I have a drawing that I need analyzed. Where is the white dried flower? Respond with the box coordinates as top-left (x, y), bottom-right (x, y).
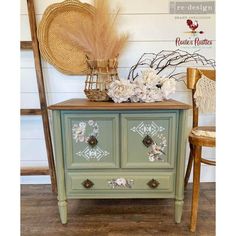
top-left (144, 87), bottom-right (163, 102)
top-left (139, 68), bottom-right (161, 88)
top-left (130, 81), bottom-right (146, 103)
top-left (132, 74), bottom-right (163, 103)
top-left (161, 78), bottom-right (176, 99)
top-left (108, 80), bottom-right (134, 103)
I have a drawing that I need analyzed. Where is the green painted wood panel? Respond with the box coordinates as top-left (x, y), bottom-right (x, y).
top-left (65, 171), bottom-right (175, 197)
top-left (121, 112), bottom-right (178, 169)
top-left (61, 113), bottom-right (119, 169)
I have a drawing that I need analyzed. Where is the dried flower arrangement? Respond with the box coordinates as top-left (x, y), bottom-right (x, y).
top-left (56, 0), bottom-right (128, 101)
top-left (108, 49), bottom-right (216, 103)
top-left (108, 68), bottom-right (176, 103)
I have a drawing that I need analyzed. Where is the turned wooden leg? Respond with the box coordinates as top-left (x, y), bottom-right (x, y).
top-left (175, 199), bottom-right (184, 223)
top-left (58, 199), bottom-right (68, 224)
top-left (184, 143), bottom-right (194, 189)
top-left (190, 145), bottom-right (202, 232)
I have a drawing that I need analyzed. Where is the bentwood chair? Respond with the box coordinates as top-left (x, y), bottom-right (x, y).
top-left (184, 68), bottom-right (216, 232)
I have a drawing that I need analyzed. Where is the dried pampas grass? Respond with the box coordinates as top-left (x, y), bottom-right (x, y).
top-left (56, 0), bottom-right (128, 60)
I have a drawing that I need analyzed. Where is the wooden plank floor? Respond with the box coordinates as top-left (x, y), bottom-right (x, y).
top-left (21, 183), bottom-right (215, 236)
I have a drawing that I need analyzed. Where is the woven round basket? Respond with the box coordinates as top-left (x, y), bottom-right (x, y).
top-left (37, 0), bottom-right (95, 75)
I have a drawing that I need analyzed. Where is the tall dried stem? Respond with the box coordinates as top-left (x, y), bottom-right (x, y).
top-left (55, 0), bottom-right (128, 60)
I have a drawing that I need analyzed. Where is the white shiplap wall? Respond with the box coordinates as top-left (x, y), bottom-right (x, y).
top-left (20, 0), bottom-right (215, 184)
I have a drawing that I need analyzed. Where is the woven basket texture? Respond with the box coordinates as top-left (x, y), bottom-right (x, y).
top-left (84, 59), bottom-right (119, 101)
top-left (37, 0), bottom-right (95, 75)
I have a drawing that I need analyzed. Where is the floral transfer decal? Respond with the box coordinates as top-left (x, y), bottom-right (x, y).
top-left (131, 121), bottom-right (167, 162)
top-left (148, 134), bottom-right (167, 162)
top-left (108, 177), bottom-right (134, 189)
top-left (72, 120), bottom-right (109, 161)
top-left (72, 120), bottom-right (99, 143)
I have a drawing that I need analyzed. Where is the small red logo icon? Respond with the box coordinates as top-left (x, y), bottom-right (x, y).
top-left (186, 19), bottom-right (204, 34)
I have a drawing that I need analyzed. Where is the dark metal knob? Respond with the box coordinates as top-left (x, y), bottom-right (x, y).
top-left (142, 135), bottom-right (153, 147)
top-left (87, 135), bottom-right (98, 147)
top-left (82, 179), bottom-right (94, 189)
top-left (147, 179), bottom-right (160, 189)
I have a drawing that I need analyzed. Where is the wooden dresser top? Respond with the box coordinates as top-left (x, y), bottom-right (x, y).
top-left (48, 99), bottom-right (191, 110)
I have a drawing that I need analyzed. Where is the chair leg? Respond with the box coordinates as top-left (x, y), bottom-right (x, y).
top-left (184, 143), bottom-right (194, 189)
top-left (190, 145), bottom-right (202, 232)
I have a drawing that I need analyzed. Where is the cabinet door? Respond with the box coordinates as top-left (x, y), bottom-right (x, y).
top-left (62, 112), bottom-right (119, 169)
top-left (121, 112), bottom-right (178, 168)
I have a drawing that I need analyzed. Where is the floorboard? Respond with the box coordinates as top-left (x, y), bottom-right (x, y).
top-left (21, 183), bottom-right (215, 236)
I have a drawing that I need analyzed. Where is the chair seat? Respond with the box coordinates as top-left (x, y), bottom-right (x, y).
top-left (189, 126), bottom-right (216, 147)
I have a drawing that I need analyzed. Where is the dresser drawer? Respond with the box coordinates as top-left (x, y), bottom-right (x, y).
top-left (121, 112), bottom-right (178, 169)
top-left (61, 112), bottom-right (119, 169)
top-left (65, 171), bottom-right (175, 197)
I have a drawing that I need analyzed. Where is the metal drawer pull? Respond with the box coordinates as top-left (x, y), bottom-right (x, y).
top-left (147, 179), bottom-right (160, 189)
top-left (87, 135), bottom-right (98, 147)
top-left (142, 135), bottom-right (153, 147)
top-left (82, 179), bottom-right (94, 189)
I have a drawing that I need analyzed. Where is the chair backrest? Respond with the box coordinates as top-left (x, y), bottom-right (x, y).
top-left (187, 68), bottom-right (216, 128)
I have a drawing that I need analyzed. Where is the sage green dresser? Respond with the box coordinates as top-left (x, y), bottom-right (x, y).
top-left (49, 99), bottom-right (191, 224)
